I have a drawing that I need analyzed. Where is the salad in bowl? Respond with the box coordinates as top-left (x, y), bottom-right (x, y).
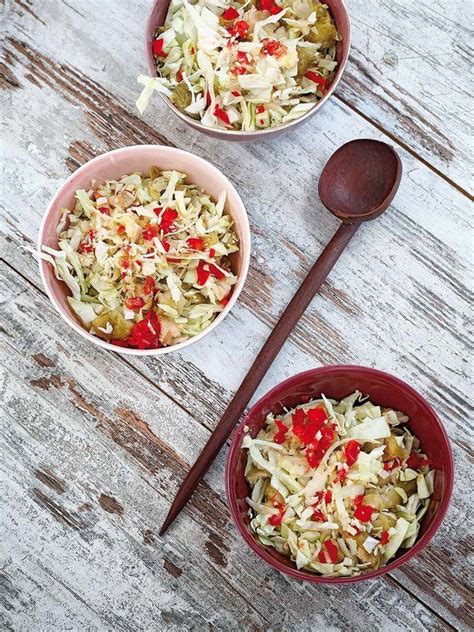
top-left (242, 391), bottom-right (435, 577)
top-left (138, 0), bottom-right (343, 132)
top-left (40, 166), bottom-right (240, 351)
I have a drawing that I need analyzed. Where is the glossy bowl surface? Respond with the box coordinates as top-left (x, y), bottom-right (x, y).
top-left (145, 0), bottom-right (351, 141)
top-left (225, 365), bottom-right (454, 583)
top-left (38, 145), bottom-right (251, 356)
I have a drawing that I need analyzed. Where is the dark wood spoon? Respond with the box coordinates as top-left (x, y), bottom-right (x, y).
top-left (159, 139), bottom-right (402, 535)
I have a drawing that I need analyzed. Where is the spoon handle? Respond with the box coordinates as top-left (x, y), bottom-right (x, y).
top-left (159, 221), bottom-right (359, 535)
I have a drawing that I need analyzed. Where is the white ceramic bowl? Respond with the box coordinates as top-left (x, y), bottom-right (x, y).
top-left (38, 145), bottom-right (251, 355)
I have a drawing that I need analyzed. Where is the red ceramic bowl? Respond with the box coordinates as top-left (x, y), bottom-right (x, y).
top-left (145, 0), bottom-right (351, 141)
top-left (226, 365), bottom-right (454, 583)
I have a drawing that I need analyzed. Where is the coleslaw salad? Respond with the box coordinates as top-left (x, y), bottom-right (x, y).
top-left (138, 0), bottom-right (341, 131)
top-left (243, 391), bottom-right (434, 577)
top-left (40, 167), bottom-right (240, 351)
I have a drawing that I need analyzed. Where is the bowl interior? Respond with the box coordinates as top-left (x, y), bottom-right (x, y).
top-left (226, 366), bottom-right (454, 583)
top-left (39, 145), bottom-right (250, 353)
top-left (145, 0), bottom-right (351, 140)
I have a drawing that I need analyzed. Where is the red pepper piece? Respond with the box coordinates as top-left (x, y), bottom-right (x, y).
top-left (354, 504), bottom-right (375, 522)
top-left (345, 439), bottom-right (361, 466)
top-left (268, 500), bottom-right (285, 526)
top-left (124, 296), bottom-right (145, 310)
top-left (261, 38), bottom-right (284, 56)
top-left (231, 91), bottom-right (241, 97)
top-left (318, 540), bottom-right (338, 564)
top-left (407, 453), bottom-right (432, 469)
top-left (319, 426), bottom-right (334, 452)
top-left (152, 39), bottom-right (167, 57)
top-left (270, 5), bottom-right (281, 13)
top-left (143, 277), bottom-right (155, 295)
top-left (305, 71), bottom-right (329, 88)
top-left (324, 490), bottom-right (332, 503)
top-left (380, 531), bottom-right (390, 545)
top-left (293, 407), bottom-right (328, 446)
top-left (127, 311), bottom-right (161, 350)
top-left (196, 260), bottom-right (210, 285)
top-left (312, 509), bottom-right (325, 522)
top-left (161, 240), bottom-right (170, 252)
top-left (220, 294), bottom-right (230, 307)
top-left (259, 0), bottom-right (275, 9)
top-left (336, 467), bottom-right (348, 482)
top-left (187, 237), bottom-right (205, 251)
top-left (209, 263), bottom-right (226, 280)
top-left (143, 224), bottom-right (159, 241)
top-left (79, 241), bottom-right (93, 253)
top-left (222, 6), bottom-right (240, 20)
top-left (273, 420), bottom-right (288, 444)
top-left (354, 495), bottom-right (364, 506)
top-left (209, 248), bottom-right (216, 258)
top-left (230, 19), bottom-right (249, 39)
top-left (307, 407), bottom-right (327, 426)
top-left (176, 70), bottom-right (183, 82)
top-left (117, 224), bottom-right (125, 235)
top-left (256, 104), bottom-right (265, 113)
top-left (159, 208), bottom-right (178, 233)
top-left (214, 104), bottom-right (231, 126)
top-left (305, 444), bottom-right (321, 468)
top-left (383, 458), bottom-right (401, 471)
top-left (153, 207), bottom-right (163, 216)
top-left (98, 206), bottom-right (110, 215)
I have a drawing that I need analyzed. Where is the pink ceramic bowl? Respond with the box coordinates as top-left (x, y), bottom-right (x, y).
top-left (38, 145), bottom-right (251, 356)
top-left (226, 365), bottom-right (454, 583)
top-left (145, 0), bottom-right (351, 141)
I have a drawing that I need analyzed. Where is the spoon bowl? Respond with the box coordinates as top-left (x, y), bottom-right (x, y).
top-left (318, 139), bottom-right (402, 222)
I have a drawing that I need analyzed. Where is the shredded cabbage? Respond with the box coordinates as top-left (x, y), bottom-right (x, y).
top-left (137, 0), bottom-right (340, 131)
top-left (41, 168), bottom-right (239, 349)
top-left (243, 392), bottom-right (434, 577)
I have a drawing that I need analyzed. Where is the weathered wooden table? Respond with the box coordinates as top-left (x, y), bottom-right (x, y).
top-left (1, 1), bottom-right (472, 630)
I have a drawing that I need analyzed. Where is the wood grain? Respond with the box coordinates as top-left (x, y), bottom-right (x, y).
top-left (1, 0), bottom-right (472, 629)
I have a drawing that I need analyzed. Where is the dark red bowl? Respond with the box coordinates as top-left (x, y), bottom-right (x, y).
top-left (225, 365), bottom-right (454, 583)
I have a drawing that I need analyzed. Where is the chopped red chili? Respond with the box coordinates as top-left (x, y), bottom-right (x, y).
top-left (273, 420), bottom-right (288, 444)
top-left (209, 248), bottom-right (216, 258)
top-left (324, 490), bottom-right (332, 504)
top-left (143, 224), bottom-right (159, 241)
top-left (345, 440), bottom-right (361, 466)
top-left (256, 104), bottom-right (265, 113)
top-left (176, 70), bottom-right (183, 82)
top-left (152, 39), bottom-right (167, 57)
top-left (159, 208), bottom-right (178, 233)
top-left (127, 311), bottom-right (161, 350)
top-left (98, 206), bottom-right (110, 215)
top-left (214, 104), bottom-right (231, 125)
top-left (305, 71), bottom-right (329, 89)
top-left (318, 540), bottom-right (338, 564)
top-left (209, 263), bottom-right (226, 280)
top-left (231, 91), bottom-right (241, 97)
top-left (261, 38), bottom-right (284, 56)
top-left (143, 276), bottom-right (155, 295)
top-left (161, 240), bottom-right (170, 252)
top-left (380, 531), bottom-right (390, 545)
top-left (196, 260), bottom-right (210, 285)
top-left (383, 458), bottom-right (401, 471)
top-left (124, 296), bottom-right (145, 310)
top-left (354, 504), bottom-right (375, 522)
top-left (354, 495), bottom-right (364, 506)
top-left (117, 224), bottom-right (125, 235)
top-left (187, 237), bottom-right (205, 251)
top-left (222, 6), bottom-right (240, 20)
top-left (407, 453), bottom-right (432, 469)
top-left (312, 509), bottom-right (325, 522)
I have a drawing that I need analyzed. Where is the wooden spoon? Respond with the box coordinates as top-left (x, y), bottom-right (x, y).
top-left (159, 139), bottom-right (402, 535)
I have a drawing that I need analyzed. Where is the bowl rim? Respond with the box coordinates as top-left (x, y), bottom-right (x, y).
top-left (37, 144), bottom-right (251, 356)
top-left (225, 364), bottom-right (454, 584)
top-left (144, 0), bottom-right (351, 139)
